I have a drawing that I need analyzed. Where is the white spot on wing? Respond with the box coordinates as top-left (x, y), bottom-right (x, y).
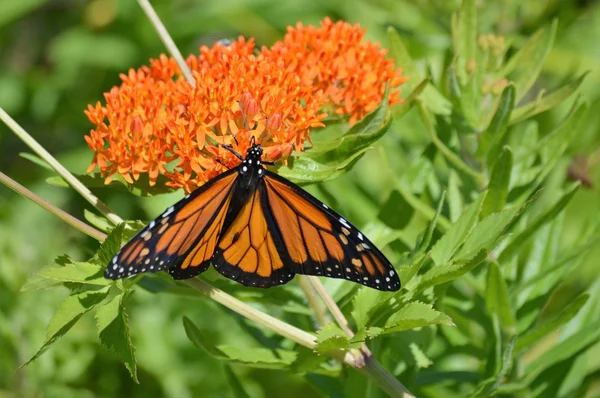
top-left (358, 232), bottom-right (363, 241)
top-left (148, 220), bottom-right (156, 229)
top-left (162, 206), bottom-right (175, 218)
top-left (339, 217), bottom-right (350, 227)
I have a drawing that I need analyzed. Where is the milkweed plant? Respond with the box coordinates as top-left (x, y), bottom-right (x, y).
top-left (1, 0), bottom-right (597, 397)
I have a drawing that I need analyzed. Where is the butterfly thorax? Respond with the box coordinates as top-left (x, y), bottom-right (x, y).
top-left (237, 143), bottom-right (265, 190)
top-left (222, 143), bottom-right (266, 226)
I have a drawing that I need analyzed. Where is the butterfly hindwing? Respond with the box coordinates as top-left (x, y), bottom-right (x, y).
top-left (212, 186), bottom-right (296, 288)
top-left (261, 171), bottom-right (400, 291)
top-left (105, 169), bottom-right (238, 280)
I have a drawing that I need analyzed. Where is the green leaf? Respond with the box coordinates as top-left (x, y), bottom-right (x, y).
top-left (481, 146), bottom-right (513, 218)
top-left (21, 288), bottom-right (109, 368)
top-left (38, 262), bottom-right (108, 285)
top-left (410, 342), bottom-right (433, 369)
top-left (515, 294), bottom-right (590, 353)
top-left (305, 92), bottom-right (392, 166)
top-left (502, 20), bottom-right (558, 102)
top-left (19, 275), bottom-right (62, 292)
top-left (397, 253), bottom-right (429, 288)
top-left (510, 73), bottom-right (587, 124)
top-left (418, 191), bottom-right (446, 253)
top-left (479, 85), bottom-right (515, 166)
top-left (392, 78), bottom-right (429, 118)
top-left (84, 209), bottom-right (112, 233)
top-left (19, 152), bottom-right (53, 171)
top-left (431, 192), bottom-right (487, 265)
top-left (418, 249), bottom-right (488, 291)
top-left (456, 204), bottom-right (522, 261)
top-left (470, 336), bottom-right (516, 397)
top-left (387, 27), bottom-right (451, 115)
top-left (183, 317), bottom-right (298, 368)
top-left (94, 223), bottom-right (125, 267)
top-left (315, 323), bottom-right (362, 354)
top-left (351, 286), bottom-right (392, 330)
top-left (368, 301), bottom-right (453, 337)
top-left (499, 184), bottom-right (579, 262)
top-left (95, 293), bottom-right (138, 382)
top-left (486, 263), bottom-right (516, 333)
top-left (447, 170), bottom-right (463, 223)
top-left (524, 318), bottom-right (600, 384)
top-left (452, 0), bottom-right (477, 85)
top-left (275, 148), bottom-right (371, 184)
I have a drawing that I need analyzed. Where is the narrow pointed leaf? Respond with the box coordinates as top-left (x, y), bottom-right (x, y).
top-left (418, 249), bottom-right (488, 291)
top-left (96, 293), bottom-right (138, 382)
top-left (510, 73), bottom-right (587, 124)
top-left (21, 288), bottom-right (109, 368)
top-left (482, 146), bottom-right (513, 218)
top-left (502, 20), bottom-right (558, 102)
top-left (368, 301), bottom-right (453, 337)
top-left (516, 294), bottom-right (590, 353)
top-left (431, 192), bottom-right (486, 265)
top-left (499, 184), bottom-right (579, 262)
top-left (486, 263), bottom-right (516, 333)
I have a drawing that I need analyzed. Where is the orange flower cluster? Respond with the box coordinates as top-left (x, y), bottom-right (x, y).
top-left (85, 18), bottom-right (407, 192)
top-left (269, 18), bottom-right (408, 125)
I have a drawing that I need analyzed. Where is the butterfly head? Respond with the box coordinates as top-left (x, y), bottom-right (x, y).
top-left (239, 143), bottom-right (265, 179)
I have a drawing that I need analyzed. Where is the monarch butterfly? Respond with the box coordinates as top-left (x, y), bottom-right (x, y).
top-left (105, 141), bottom-right (401, 291)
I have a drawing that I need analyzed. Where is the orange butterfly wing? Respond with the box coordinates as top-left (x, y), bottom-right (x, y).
top-left (260, 171), bottom-right (400, 291)
top-left (212, 186), bottom-right (295, 288)
top-left (105, 169), bottom-right (237, 280)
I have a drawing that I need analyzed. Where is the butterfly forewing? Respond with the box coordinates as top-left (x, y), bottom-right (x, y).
top-left (105, 169), bottom-right (238, 280)
top-left (262, 171), bottom-right (400, 291)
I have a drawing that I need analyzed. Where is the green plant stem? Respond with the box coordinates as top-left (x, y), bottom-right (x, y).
top-left (359, 355), bottom-right (415, 398)
top-left (137, 0), bottom-right (196, 86)
top-left (0, 171), bottom-right (108, 242)
top-left (417, 101), bottom-right (485, 187)
top-left (307, 276), bottom-right (354, 336)
top-left (298, 276), bottom-right (330, 327)
top-left (0, 107), bottom-right (124, 226)
top-left (183, 278), bottom-right (317, 347)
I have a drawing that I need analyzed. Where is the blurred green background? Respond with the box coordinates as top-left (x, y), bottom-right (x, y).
top-left (1, 0), bottom-right (599, 397)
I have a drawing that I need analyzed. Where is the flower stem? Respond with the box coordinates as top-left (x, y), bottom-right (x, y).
top-left (0, 107), bottom-right (124, 226)
top-left (183, 278), bottom-right (316, 347)
top-left (307, 276), bottom-right (355, 336)
top-left (298, 276), bottom-right (330, 327)
top-left (359, 355), bottom-right (416, 398)
top-left (137, 0), bottom-right (195, 87)
top-left (0, 171), bottom-right (108, 242)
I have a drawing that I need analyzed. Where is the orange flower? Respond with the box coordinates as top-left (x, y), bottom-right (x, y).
top-left (267, 17), bottom-right (408, 125)
top-left (84, 19), bottom-right (407, 192)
